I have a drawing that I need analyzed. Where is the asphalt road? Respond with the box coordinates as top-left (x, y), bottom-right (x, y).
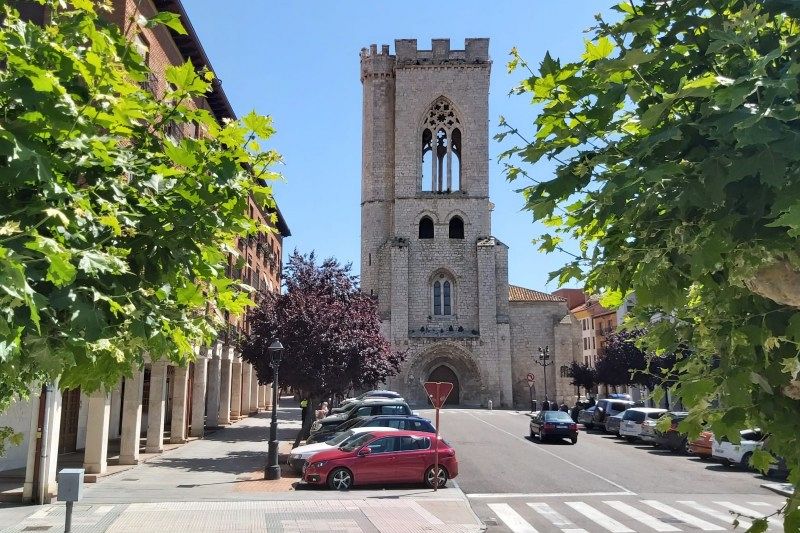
top-left (418, 407), bottom-right (788, 532)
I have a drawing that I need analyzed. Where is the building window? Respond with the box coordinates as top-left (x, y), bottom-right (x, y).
top-left (560, 365), bottom-right (569, 378)
top-left (591, 337), bottom-right (595, 349)
top-left (583, 338), bottom-right (588, 350)
top-left (448, 216), bottom-right (464, 239)
top-left (419, 216), bottom-right (434, 239)
top-left (432, 275), bottom-right (454, 316)
top-left (421, 97), bottom-right (462, 192)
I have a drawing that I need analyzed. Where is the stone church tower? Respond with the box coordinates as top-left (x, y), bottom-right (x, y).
top-left (360, 39), bottom-right (581, 407)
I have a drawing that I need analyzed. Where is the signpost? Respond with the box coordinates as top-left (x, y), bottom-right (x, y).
top-left (423, 381), bottom-right (453, 492)
top-left (526, 373), bottom-right (535, 412)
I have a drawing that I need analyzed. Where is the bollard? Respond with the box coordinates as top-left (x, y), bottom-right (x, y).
top-left (57, 468), bottom-right (84, 533)
top-left (487, 399), bottom-right (493, 410)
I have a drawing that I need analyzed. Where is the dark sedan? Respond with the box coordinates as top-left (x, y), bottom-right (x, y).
top-left (530, 410), bottom-right (578, 444)
top-left (307, 399), bottom-right (413, 444)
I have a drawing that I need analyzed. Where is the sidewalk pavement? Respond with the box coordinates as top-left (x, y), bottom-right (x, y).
top-left (0, 397), bottom-right (484, 532)
top-left (761, 481), bottom-right (794, 497)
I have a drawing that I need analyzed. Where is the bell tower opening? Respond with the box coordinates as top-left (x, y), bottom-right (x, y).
top-left (421, 97), bottom-right (462, 192)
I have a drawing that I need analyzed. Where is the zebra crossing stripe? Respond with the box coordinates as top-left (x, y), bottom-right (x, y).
top-left (677, 501), bottom-right (752, 529)
top-left (714, 501), bottom-right (782, 528)
top-left (603, 501), bottom-right (681, 532)
top-left (527, 502), bottom-right (588, 532)
top-left (565, 501), bottom-right (635, 533)
top-left (488, 503), bottom-right (539, 533)
top-left (641, 500), bottom-right (725, 531)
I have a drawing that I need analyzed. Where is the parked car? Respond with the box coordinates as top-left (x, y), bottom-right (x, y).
top-left (712, 429), bottom-right (766, 468)
top-left (307, 399), bottom-right (413, 443)
top-left (652, 411), bottom-right (689, 452)
top-left (578, 406), bottom-right (596, 428)
top-left (688, 431), bottom-right (714, 458)
top-left (303, 430), bottom-right (457, 490)
top-left (288, 427), bottom-right (398, 474)
top-left (604, 412), bottom-right (624, 436)
top-left (591, 399), bottom-right (635, 431)
top-left (330, 390), bottom-right (402, 414)
top-left (608, 393), bottom-right (632, 401)
top-left (619, 408), bottom-right (667, 442)
top-left (351, 415), bottom-right (436, 433)
top-left (529, 410), bottom-right (578, 444)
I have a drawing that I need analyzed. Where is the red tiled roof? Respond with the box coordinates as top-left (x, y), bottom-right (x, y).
top-left (509, 285), bottom-right (566, 303)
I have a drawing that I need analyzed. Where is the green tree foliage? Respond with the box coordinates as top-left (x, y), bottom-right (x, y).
top-left (0, 1), bottom-right (279, 410)
top-left (499, 1), bottom-right (800, 526)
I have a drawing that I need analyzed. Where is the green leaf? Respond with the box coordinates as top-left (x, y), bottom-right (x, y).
top-left (77, 251), bottom-right (128, 276)
top-left (145, 12), bottom-right (187, 35)
top-left (581, 36), bottom-right (615, 62)
top-left (243, 111), bottom-right (275, 139)
top-left (165, 61), bottom-right (208, 93)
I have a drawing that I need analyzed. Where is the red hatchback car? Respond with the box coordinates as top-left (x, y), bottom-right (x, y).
top-left (303, 430), bottom-right (458, 490)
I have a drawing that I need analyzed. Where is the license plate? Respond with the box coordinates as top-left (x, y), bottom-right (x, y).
top-left (557, 424), bottom-right (568, 428)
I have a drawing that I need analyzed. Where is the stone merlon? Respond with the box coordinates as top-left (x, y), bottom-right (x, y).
top-left (360, 38), bottom-right (490, 66)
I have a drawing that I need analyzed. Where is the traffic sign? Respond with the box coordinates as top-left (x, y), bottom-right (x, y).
top-left (526, 373), bottom-right (535, 384)
top-left (424, 381), bottom-right (454, 409)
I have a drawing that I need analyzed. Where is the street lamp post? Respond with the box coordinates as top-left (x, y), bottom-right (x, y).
top-left (533, 345), bottom-right (553, 405)
top-left (265, 339), bottom-right (283, 480)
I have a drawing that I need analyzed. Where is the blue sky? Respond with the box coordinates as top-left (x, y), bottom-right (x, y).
top-left (183, 1), bottom-right (615, 291)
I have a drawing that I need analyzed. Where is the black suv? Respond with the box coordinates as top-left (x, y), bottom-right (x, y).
top-left (352, 415), bottom-right (435, 433)
top-left (306, 399), bottom-right (412, 443)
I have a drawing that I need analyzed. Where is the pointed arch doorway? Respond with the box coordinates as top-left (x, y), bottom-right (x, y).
top-left (428, 365), bottom-right (460, 406)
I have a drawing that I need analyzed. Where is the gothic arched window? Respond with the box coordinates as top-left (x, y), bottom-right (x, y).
top-left (448, 216), bottom-right (464, 239)
top-left (432, 275), bottom-right (454, 316)
top-left (421, 97), bottom-right (462, 192)
top-left (419, 216), bottom-right (434, 239)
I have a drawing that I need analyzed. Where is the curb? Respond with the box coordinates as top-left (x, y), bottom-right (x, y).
top-left (761, 482), bottom-right (794, 497)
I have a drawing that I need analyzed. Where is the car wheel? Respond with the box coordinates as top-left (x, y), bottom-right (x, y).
top-left (626, 436), bottom-right (637, 443)
top-left (538, 430), bottom-right (546, 442)
top-left (327, 468), bottom-right (353, 491)
top-left (585, 423), bottom-right (593, 430)
top-left (740, 451), bottom-right (753, 469)
top-left (721, 458), bottom-right (732, 467)
top-left (529, 427), bottom-right (535, 439)
top-left (425, 465), bottom-right (448, 488)
top-left (570, 436), bottom-right (577, 445)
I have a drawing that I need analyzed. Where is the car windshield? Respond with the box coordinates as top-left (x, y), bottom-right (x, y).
top-left (340, 432), bottom-right (374, 452)
top-left (544, 411), bottom-right (573, 422)
top-left (327, 430), bottom-right (355, 446)
top-left (647, 412), bottom-right (666, 420)
top-left (610, 402), bottom-right (630, 412)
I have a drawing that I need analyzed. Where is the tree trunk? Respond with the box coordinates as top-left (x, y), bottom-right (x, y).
top-left (744, 259), bottom-right (800, 308)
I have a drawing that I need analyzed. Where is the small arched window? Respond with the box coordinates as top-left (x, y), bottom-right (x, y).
top-left (432, 275), bottom-right (454, 316)
top-left (419, 216), bottom-right (434, 239)
top-left (448, 216), bottom-right (464, 239)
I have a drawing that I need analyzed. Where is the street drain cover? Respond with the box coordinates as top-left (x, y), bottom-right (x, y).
top-left (484, 519), bottom-right (497, 526)
top-left (122, 478), bottom-right (139, 481)
top-left (23, 527), bottom-right (52, 531)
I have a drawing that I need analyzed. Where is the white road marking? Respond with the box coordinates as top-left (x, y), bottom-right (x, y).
top-left (603, 500), bottom-right (680, 532)
top-left (677, 501), bottom-right (752, 529)
top-left (463, 410), bottom-right (635, 495)
top-left (565, 501), bottom-right (635, 533)
top-left (714, 501), bottom-right (782, 527)
top-left (93, 505), bottom-right (115, 514)
top-left (469, 492), bottom-right (635, 499)
top-left (488, 503), bottom-right (539, 533)
top-left (641, 500), bottom-right (725, 531)
top-left (747, 501), bottom-right (775, 508)
top-left (28, 508), bottom-right (53, 519)
top-left (528, 502), bottom-right (588, 532)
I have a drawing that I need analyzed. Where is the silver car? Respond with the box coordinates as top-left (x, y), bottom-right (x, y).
top-left (605, 413), bottom-right (624, 436)
top-left (578, 406), bottom-right (596, 428)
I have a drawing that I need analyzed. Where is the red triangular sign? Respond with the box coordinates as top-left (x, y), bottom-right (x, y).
top-left (424, 381), bottom-right (454, 409)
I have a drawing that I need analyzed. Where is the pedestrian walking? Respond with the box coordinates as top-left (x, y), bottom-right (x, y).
top-left (315, 401), bottom-right (329, 420)
top-left (300, 398), bottom-right (308, 421)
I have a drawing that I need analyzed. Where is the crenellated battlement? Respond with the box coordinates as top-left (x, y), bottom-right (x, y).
top-left (361, 38), bottom-right (490, 71)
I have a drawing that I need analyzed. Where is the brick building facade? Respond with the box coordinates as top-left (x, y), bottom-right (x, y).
top-left (0, 0), bottom-right (289, 503)
top-left (359, 39), bottom-right (581, 408)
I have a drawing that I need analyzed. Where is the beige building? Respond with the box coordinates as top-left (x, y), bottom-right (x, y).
top-left (359, 39), bottom-right (581, 408)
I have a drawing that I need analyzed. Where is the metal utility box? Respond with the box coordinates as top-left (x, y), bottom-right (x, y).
top-left (57, 468), bottom-right (84, 502)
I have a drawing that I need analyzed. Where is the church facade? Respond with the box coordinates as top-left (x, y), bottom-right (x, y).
top-left (359, 38), bottom-right (581, 408)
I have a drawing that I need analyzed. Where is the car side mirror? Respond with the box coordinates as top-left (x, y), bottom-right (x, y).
top-left (357, 447), bottom-right (371, 457)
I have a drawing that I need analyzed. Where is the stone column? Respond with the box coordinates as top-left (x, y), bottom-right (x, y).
top-left (263, 384), bottom-right (272, 410)
top-left (257, 384), bottom-right (266, 410)
top-left (119, 369), bottom-right (144, 464)
top-left (190, 347), bottom-right (209, 437)
top-left (249, 366), bottom-right (259, 414)
top-left (230, 354), bottom-right (243, 419)
top-left (217, 345), bottom-right (233, 425)
top-left (83, 389), bottom-right (111, 474)
top-left (240, 362), bottom-right (252, 417)
top-left (145, 360), bottom-right (168, 453)
top-left (206, 343), bottom-right (221, 427)
top-left (169, 365), bottom-right (189, 443)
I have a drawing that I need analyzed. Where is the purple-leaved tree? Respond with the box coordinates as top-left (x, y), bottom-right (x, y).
top-left (240, 251), bottom-right (405, 444)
